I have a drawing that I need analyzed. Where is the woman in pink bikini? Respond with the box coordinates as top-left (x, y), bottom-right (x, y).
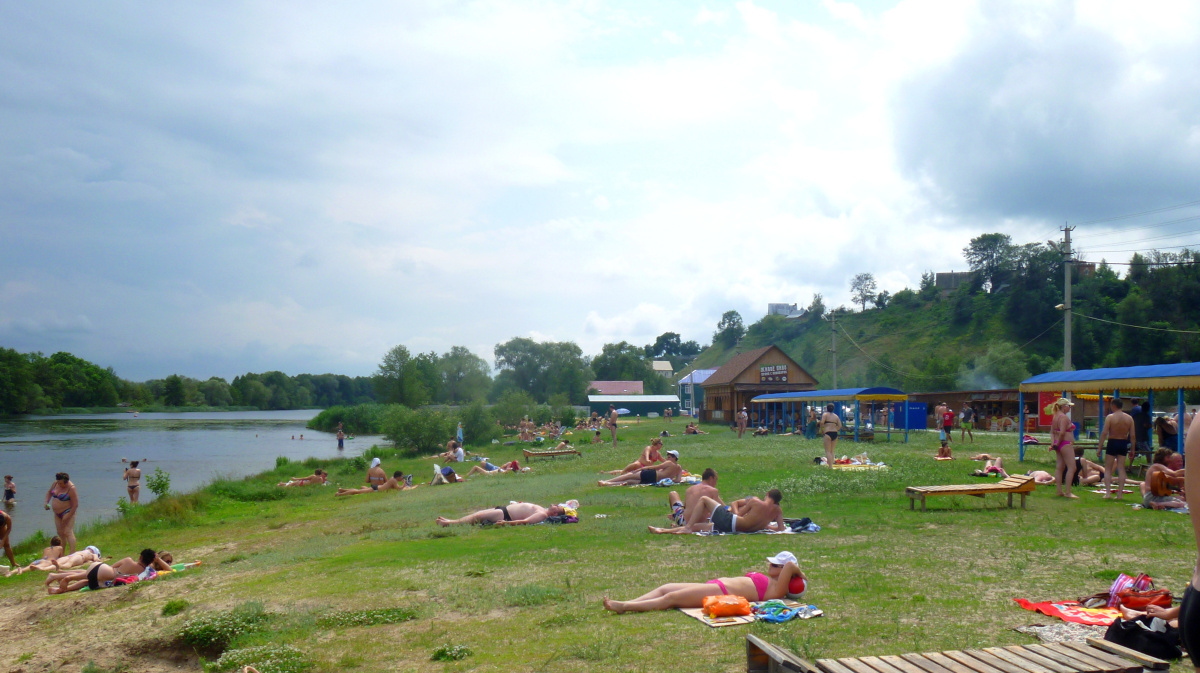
top-left (602, 552), bottom-right (805, 613)
top-left (1050, 398), bottom-right (1078, 498)
top-left (44, 472), bottom-right (79, 553)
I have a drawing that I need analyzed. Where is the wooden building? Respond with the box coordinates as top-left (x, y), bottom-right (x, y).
top-left (699, 345), bottom-right (817, 423)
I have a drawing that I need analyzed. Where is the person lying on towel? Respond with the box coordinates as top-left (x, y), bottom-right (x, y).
top-left (602, 550), bottom-right (805, 613)
top-left (277, 469), bottom-right (327, 487)
top-left (436, 501), bottom-right (569, 527)
top-left (597, 451), bottom-right (683, 487)
top-left (649, 489), bottom-right (784, 535)
top-left (336, 471), bottom-right (417, 496)
top-left (605, 438), bottom-right (665, 475)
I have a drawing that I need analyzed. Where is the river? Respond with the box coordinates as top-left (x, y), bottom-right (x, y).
top-left (0, 410), bottom-right (377, 546)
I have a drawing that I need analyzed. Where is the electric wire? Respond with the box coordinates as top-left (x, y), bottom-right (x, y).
top-left (1073, 213), bottom-right (1200, 241)
top-left (1069, 199), bottom-right (1200, 227)
top-left (1073, 312), bottom-right (1200, 335)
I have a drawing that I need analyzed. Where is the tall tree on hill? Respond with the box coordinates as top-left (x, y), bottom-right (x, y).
top-left (807, 293), bottom-right (826, 317)
top-left (964, 233), bottom-right (1017, 292)
top-left (713, 311), bottom-right (745, 349)
top-left (850, 273), bottom-right (877, 311)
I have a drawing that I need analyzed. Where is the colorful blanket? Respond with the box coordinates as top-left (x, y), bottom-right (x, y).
top-left (1013, 599), bottom-right (1119, 626)
top-left (678, 599), bottom-right (820, 627)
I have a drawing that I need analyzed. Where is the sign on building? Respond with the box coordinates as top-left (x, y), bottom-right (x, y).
top-left (759, 364), bottom-right (788, 383)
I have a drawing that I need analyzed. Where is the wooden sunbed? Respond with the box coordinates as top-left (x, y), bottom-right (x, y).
top-left (522, 447), bottom-right (581, 461)
top-left (905, 475), bottom-right (1036, 511)
top-left (747, 634), bottom-right (1168, 673)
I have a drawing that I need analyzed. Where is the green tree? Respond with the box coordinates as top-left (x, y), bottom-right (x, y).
top-left (806, 293), bottom-right (826, 317)
top-left (964, 233), bottom-right (1017, 292)
top-left (850, 273), bottom-right (878, 311)
top-left (713, 311), bottom-right (745, 349)
top-left (438, 346), bottom-right (491, 403)
top-left (591, 342), bottom-right (654, 382)
top-left (374, 345), bottom-right (430, 407)
top-left (492, 389), bottom-right (535, 426)
top-left (163, 375), bottom-right (186, 407)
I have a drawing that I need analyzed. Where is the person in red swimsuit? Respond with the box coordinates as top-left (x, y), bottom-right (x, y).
top-left (602, 551), bottom-right (805, 613)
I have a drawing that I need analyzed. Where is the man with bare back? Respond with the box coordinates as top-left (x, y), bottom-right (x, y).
top-left (608, 405), bottom-right (619, 448)
top-left (598, 451), bottom-right (683, 486)
top-left (649, 489), bottom-right (784, 535)
top-left (436, 501), bottom-right (565, 527)
top-left (665, 468), bottom-right (721, 527)
top-left (1098, 398), bottom-right (1134, 499)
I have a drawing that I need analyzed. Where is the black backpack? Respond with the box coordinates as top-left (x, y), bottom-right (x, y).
top-left (1104, 616), bottom-right (1182, 660)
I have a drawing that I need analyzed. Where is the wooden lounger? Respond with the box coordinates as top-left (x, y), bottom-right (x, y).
top-left (747, 635), bottom-right (1168, 673)
top-left (522, 447), bottom-right (581, 460)
top-left (905, 475), bottom-right (1036, 511)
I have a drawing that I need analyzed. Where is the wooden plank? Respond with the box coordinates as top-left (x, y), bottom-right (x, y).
top-left (963, 649), bottom-right (1036, 673)
top-left (900, 653), bottom-right (957, 673)
top-left (1084, 638), bottom-right (1169, 671)
top-left (981, 647), bottom-right (1054, 673)
top-left (858, 656), bottom-right (910, 673)
top-left (817, 659), bottom-right (860, 673)
top-left (1057, 643), bottom-right (1140, 673)
top-left (838, 658), bottom-right (883, 673)
top-left (1023, 645), bottom-right (1095, 672)
top-left (923, 652), bottom-right (988, 673)
top-left (1041, 644), bottom-right (1127, 673)
top-left (941, 651), bottom-right (1009, 673)
top-left (1001, 645), bottom-right (1080, 673)
top-left (879, 654), bottom-right (930, 673)
top-left (748, 635), bottom-right (772, 673)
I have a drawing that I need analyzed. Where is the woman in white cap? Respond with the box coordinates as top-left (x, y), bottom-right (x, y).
top-left (603, 551), bottom-right (805, 613)
top-left (366, 458), bottom-right (387, 490)
top-left (1050, 397), bottom-right (1078, 498)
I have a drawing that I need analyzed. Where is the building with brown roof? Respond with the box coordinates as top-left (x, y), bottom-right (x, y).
top-left (699, 345), bottom-right (817, 423)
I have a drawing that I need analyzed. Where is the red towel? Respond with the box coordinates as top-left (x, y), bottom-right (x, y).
top-left (1013, 598), bottom-right (1118, 626)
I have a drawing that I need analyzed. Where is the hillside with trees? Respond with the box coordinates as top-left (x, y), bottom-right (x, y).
top-left (690, 234), bottom-right (1200, 393)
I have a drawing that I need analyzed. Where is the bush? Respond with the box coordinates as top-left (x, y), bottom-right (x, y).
top-left (274, 456), bottom-right (290, 469)
top-left (531, 404), bottom-right (553, 425)
top-left (179, 601), bottom-right (269, 650)
top-left (491, 389), bottom-right (534, 427)
top-left (210, 644), bottom-right (311, 673)
top-left (162, 599), bottom-right (190, 616)
top-left (316, 607), bottom-right (418, 628)
top-left (382, 406), bottom-right (455, 455)
top-left (431, 644), bottom-right (472, 662)
top-left (146, 467), bottom-right (171, 498)
top-left (458, 400), bottom-right (501, 446)
top-left (209, 480), bottom-right (287, 503)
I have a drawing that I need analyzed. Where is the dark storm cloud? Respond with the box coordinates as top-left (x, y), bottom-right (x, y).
top-left (892, 1), bottom-right (1200, 222)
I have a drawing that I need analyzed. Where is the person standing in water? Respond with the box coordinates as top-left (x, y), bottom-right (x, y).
top-left (336, 429), bottom-right (345, 450)
top-left (3, 475), bottom-right (15, 505)
top-left (44, 472), bottom-right (79, 553)
top-left (123, 460), bottom-right (142, 504)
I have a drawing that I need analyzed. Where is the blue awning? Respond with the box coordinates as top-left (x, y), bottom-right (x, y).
top-left (1019, 362), bottom-right (1200, 393)
top-left (750, 387), bottom-right (907, 403)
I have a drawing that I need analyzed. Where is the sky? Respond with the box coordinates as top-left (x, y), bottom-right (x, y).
top-left (3, 0), bottom-right (1200, 381)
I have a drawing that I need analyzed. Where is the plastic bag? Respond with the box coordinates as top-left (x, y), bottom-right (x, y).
top-left (703, 594), bottom-right (751, 618)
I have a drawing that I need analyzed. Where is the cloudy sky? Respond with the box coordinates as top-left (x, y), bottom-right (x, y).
top-left (3, 0), bottom-right (1200, 381)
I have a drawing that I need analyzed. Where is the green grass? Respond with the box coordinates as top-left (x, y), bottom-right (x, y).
top-left (1, 419), bottom-right (1194, 672)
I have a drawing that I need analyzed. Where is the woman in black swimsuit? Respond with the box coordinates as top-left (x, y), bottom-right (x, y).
top-left (820, 404), bottom-right (842, 466)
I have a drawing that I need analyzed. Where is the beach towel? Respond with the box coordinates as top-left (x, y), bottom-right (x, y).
top-left (1013, 599), bottom-right (1119, 626)
top-left (831, 464), bottom-right (888, 471)
top-left (679, 599), bottom-right (819, 627)
top-left (695, 528), bottom-right (796, 536)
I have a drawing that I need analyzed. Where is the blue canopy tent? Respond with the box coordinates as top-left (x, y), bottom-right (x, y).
top-left (1018, 362), bottom-right (1200, 460)
top-left (750, 387), bottom-right (910, 442)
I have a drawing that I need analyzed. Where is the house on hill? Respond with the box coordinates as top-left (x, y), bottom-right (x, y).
top-left (699, 345), bottom-right (817, 423)
top-left (589, 380), bottom-right (644, 395)
top-left (651, 360), bottom-right (674, 378)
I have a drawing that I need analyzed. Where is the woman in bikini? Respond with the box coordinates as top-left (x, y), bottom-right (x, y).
top-left (820, 404), bottom-right (842, 466)
top-left (1050, 398), bottom-right (1078, 498)
top-left (44, 472), bottom-right (79, 553)
top-left (123, 460), bottom-right (142, 504)
top-left (366, 458), bottom-right (387, 490)
top-left (50, 545), bottom-right (101, 570)
top-left (606, 438), bottom-right (664, 475)
top-left (5, 536), bottom-right (63, 576)
top-left (602, 551), bottom-right (805, 613)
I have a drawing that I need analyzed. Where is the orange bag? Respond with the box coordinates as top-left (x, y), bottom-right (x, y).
top-left (1117, 589), bottom-right (1172, 610)
top-left (702, 595), bottom-right (752, 618)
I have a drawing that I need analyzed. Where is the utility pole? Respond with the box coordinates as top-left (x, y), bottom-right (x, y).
top-left (830, 312), bottom-right (838, 388)
top-left (1062, 225), bottom-right (1074, 372)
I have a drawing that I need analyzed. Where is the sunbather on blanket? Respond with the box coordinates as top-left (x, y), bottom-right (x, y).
top-left (598, 451), bottom-right (682, 486)
top-left (336, 471), bottom-right (416, 496)
top-left (5, 536), bottom-right (64, 576)
top-left (684, 422), bottom-right (708, 435)
top-left (277, 469), bottom-right (327, 487)
top-left (971, 457), bottom-right (1008, 477)
top-left (650, 490), bottom-right (784, 534)
top-left (970, 454), bottom-right (999, 461)
top-left (936, 439), bottom-right (953, 460)
top-left (45, 562), bottom-right (119, 594)
top-left (466, 460), bottom-right (521, 476)
top-left (667, 469), bottom-right (721, 526)
top-left (1119, 603), bottom-right (1180, 629)
top-left (602, 550), bottom-right (805, 613)
top-left (606, 438), bottom-right (665, 475)
top-left (48, 545), bottom-right (101, 571)
top-left (436, 501), bottom-right (566, 527)
top-left (110, 548), bottom-right (172, 576)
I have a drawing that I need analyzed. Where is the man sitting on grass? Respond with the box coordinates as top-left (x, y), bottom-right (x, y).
top-left (684, 422), bottom-right (708, 435)
top-left (277, 469), bottom-right (327, 487)
top-left (336, 471), bottom-right (416, 496)
top-left (431, 440), bottom-right (465, 463)
top-left (1142, 448), bottom-right (1186, 510)
top-left (666, 468), bottom-right (721, 527)
top-left (436, 501), bottom-right (566, 527)
top-left (649, 489), bottom-right (785, 535)
top-left (597, 451), bottom-right (684, 486)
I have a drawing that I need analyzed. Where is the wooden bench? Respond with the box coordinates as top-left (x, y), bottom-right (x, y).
top-left (522, 447), bottom-right (581, 461)
top-left (747, 635), bottom-right (1168, 673)
top-left (905, 475), bottom-right (1036, 511)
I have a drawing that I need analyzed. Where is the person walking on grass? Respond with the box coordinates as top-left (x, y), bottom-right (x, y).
top-left (821, 404), bottom-right (842, 466)
top-left (1050, 398), bottom-right (1078, 499)
top-left (960, 404), bottom-right (975, 443)
top-left (1097, 398), bottom-right (1133, 500)
top-left (608, 405), bottom-right (619, 448)
top-left (736, 407), bottom-right (748, 438)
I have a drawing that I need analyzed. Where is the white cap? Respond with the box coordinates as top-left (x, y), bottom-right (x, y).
top-left (767, 551), bottom-right (797, 566)
top-left (666, 450), bottom-right (679, 459)
top-left (86, 546), bottom-right (100, 556)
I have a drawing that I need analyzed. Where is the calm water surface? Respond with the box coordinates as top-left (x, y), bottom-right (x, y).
top-left (0, 410), bottom-right (377, 545)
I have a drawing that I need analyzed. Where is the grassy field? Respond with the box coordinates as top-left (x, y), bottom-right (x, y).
top-left (0, 420), bottom-right (1194, 673)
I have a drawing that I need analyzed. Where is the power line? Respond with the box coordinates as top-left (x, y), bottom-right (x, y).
top-left (1074, 312), bottom-right (1200, 335)
top-left (1083, 242), bottom-right (1200, 254)
top-left (1073, 213), bottom-right (1200, 241)
top-left (1076, 226), bottom-right (1200, 249)
top-left (1089, 259), bottom-right (1200, 267)
top-left (1069, 199), bottom-right (1200, 227)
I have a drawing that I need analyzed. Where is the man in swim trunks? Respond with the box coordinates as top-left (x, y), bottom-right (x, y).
top-left (597, 451), bottom-right (684, 487)
top-left (123, 460), bottom-right (142, 504)
top-left (1098, 398), bottom-right (1134, 499)
top-left (336, 429), bottom-right (345, 450)
top-left (336, 471), bottom-right (417, 496)
top-left (960, 404), bottom-right (975, 443)
top-left (0, 510), bottom-right (15, 568)
top-left (736, 407), bottom-right (748, 439)
top-left (650, 489), bottom-right (784, 535)
top-left (436, 501), bottom-right (566, 527)
top-left (666, 468), bottom-right (720, 526)
top-left (1050, 397), bottom-right (1078, 498)
top-left (608, 406), bottom-right (620, 448)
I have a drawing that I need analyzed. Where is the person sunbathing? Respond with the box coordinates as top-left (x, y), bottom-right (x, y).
top-left (606, 439), bottom-right (665, 475)
top-left (277, 469), bottom-right (327, 487)
top-left (436, 501), bottom-right (567, 527)
top-left (752, 425), bottom-right (770, 437)
top-left (365, 457), bottom-right (387, 489)
top-left (45, 561), bottom-right (121, 594)
top-left (50, 545), bottom-right (102, 570)
top-left (337, 471), bottom-right (416, 496)
top-left (5, 536), bottom-right (64, 576)
top-left (431, 440), bottom-right (465, 463)
top-left (430, 465), bottom-right (463, 485)
top-left (591, 430), bottom-right (603, 444)
top-left (684, 422), bottom-right (708, 435)
top-left (598, 451), bottom-right (683, 486)
top-left (650, 489), bottom-right (784, 535)
top-left (971, 457), bottom-right (1007, 478)
top-left (466, 460), bottom-right (521, 476)
top-left (602, 551), bottom-right (805, 613)
top-left (969, 454), bottom-right (998, 461)
top-left (110, 548), bottom-right (172, 577)
top-left (936, 440), bottom-right (953, 460)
